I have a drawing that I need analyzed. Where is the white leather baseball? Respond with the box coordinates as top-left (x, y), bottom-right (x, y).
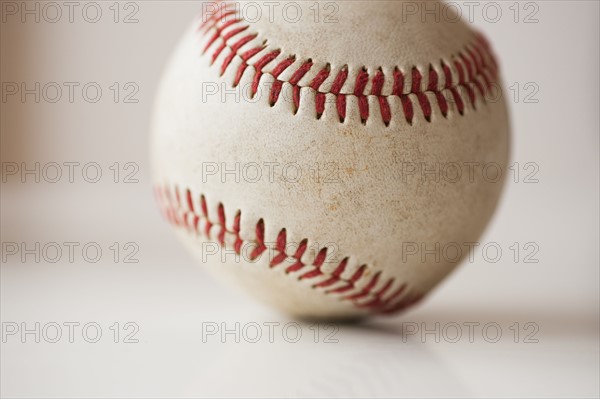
top-left (151, 0), bottom-right (509, 319)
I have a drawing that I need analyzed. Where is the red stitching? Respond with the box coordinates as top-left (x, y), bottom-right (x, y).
top-left (269, 56), bottom-right (296, 106)
top-left (198, 3), bottom-right (500, 125)
top-left (157, 184), bottom-right (422, 314)
top-left (220, 33), bottom-right (255, 75)
top-left (285, 60), bottom-right (313, 113)
top-left (310, 64), bottom-right (331, 119)
top-left (371, 69), bottom-right (391, 126)
top-left (330, 67), bottom-right (348, 122)
top-left (412, 67), bottom-right (432, 122)
top-left (355, 68), bottom-right (370, 124)
top-left (251, 50), bottom-right (281, 97)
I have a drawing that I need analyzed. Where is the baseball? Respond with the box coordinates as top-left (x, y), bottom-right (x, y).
top-left (151, 0), bottom-right (509, 319)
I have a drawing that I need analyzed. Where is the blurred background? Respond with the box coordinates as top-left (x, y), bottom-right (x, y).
top-left (1, 1), bottom-right (598, 397)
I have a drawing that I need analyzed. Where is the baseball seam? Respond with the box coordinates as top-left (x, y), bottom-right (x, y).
top-left (156, 184), bottom-right (424, 314)
top-left (198, 2), bottom-right (500, 125)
